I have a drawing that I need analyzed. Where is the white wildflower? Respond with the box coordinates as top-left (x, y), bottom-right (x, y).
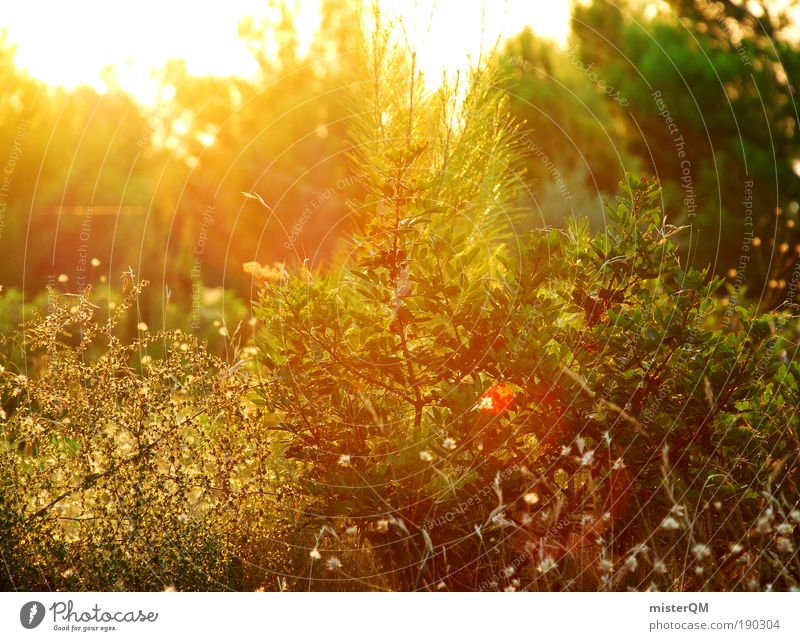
top-left (523, 492), bottom-right (540, 506)
top-left (537, 556), bottom-right (557, 574)
top-left (755, 517), bottom-right (772, 535)
top-left (670, 504), bottom-right (687, 518)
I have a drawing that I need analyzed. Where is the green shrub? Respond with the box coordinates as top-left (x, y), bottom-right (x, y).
top-left (251, 169), bottom-right (800, 590)
top-left (2, 15), bottom-right (798, 592)
top-left (248, 20), bottom-right (800, 591)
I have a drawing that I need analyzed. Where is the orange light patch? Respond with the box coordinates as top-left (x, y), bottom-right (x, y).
top-left (478, 382), bottom-right (516, 415)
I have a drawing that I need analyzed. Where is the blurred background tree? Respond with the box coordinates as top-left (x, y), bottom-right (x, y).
top-left (2, 0), bottom-right (800, 335)
top-left (498, 0), bottom-right (800, 297)
top-left (0, 0), bottom-right (360, 343)
top-left (568, 0), bottom-right (800, 293)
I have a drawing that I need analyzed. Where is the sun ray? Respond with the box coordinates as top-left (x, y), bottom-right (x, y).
top-left (1, 0), bottom-right (570, 103)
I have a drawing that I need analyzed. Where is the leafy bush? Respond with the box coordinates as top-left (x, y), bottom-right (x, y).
top-left (251, 171), bottom-right (800, 591)
top-left (248, 22), bottom-right (800, 591)
top-left (2, 16), bottom-right (798, 592)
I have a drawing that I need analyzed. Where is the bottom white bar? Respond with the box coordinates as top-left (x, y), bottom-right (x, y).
top-left (2, 592), bottom-right (797, 640)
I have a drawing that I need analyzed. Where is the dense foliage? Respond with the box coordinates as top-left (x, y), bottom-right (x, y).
top-left (4, 0), bottom-right (800, 328)
top-left (251, 155), bottom-right (800, 589)
top-left (3, 11), bottom-right (799, 592)
top-left (504, 0), bottom-right (800, 288)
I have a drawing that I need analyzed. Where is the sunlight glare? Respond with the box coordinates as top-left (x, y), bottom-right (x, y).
top-left (1, 0), bottom-right (571, 103)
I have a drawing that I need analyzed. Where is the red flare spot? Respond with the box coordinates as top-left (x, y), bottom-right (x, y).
top-left (478, 382), bottom-right (516, 415)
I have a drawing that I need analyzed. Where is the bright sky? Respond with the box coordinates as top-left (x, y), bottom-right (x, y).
top-left (0, 0), bottom-right (571, 103)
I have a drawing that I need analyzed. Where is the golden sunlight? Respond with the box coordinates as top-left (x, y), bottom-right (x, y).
top-left (4, 0), bottom-right (800, 603)
top-left (2, 0), bottom-right (570, 103)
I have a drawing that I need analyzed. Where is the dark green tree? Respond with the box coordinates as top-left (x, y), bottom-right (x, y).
top-left (570, 0), bottom-right (800, 298)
